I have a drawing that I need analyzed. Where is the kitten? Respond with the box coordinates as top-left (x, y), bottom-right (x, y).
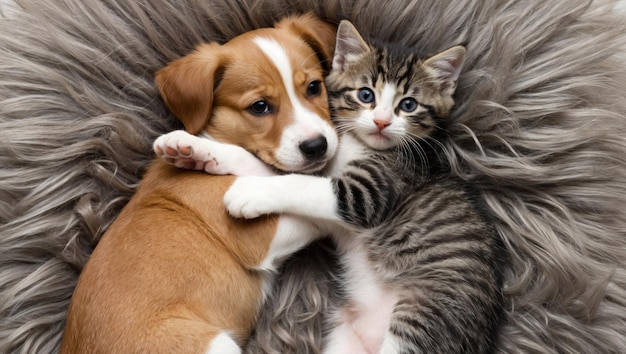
top-left (158, 20), bottom-right (505, 354)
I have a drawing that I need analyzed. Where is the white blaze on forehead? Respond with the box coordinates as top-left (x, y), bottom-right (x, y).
top-left (379, 83), bottom-right (397, 110)
top-left (252, 36), bottom-right (338, 171)
top-left (252, 37), bottom-right (307, 120)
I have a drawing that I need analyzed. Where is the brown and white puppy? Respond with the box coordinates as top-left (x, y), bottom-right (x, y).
top-left (60, 14), bottom-right (336, 354)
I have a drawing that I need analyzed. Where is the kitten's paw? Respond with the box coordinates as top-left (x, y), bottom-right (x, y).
top-left (153, 130), bottom-right (221, 172)
top-left (224, 177), bottom-right (278, 219)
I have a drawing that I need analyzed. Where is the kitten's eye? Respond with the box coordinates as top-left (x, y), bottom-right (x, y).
top-left (247, 100), bottom-right (271, 116)
top-left (357, 88), bottom-right (375, 104)
top-left (399, 98), bottom-right (418, 113)
top-left (307, 80), bottom-right (322, 97)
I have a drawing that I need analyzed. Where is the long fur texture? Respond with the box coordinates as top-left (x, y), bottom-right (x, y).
top-left (0, 0), bottom-right (624, 353)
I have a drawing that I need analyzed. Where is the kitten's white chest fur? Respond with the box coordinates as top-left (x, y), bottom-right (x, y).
top-left (325, 134), bottom-right (366, 176)
top-left (326, 235), bottom-right (399, 354)
top-left (323, 134), bottom-right (400, 354)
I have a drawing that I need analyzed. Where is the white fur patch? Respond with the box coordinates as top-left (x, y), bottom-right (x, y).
top-left (252, 37), bottom-right (338, 172)
top-left (205, 332), bottom-right (241, 354)
top-left (224, 175), bottom-right (339, 222)
top-left (379, 333), bottom-right (402, 354)
top-left (154, 130), bottom-right (276, 176)
top-left (323, 321), bottom-right (369, 354)
top-left (324, 238), bottom-right (397, 353)
top-left (379, 83), bottom-right (397, 112)
top-left (257, 215), bottom-right (322, 273)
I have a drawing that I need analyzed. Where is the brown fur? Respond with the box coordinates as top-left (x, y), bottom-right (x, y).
top-left (61, 162), bottom-right (274, 353)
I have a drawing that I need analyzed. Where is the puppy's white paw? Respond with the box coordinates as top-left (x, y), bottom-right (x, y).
top-left (224, 177), bottom-right (279, 219)
top-left (153, 130), bottom-right (229, 173)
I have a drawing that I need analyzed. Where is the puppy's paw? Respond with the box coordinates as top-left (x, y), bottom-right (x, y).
top-left (224, 177), bottom-right (279, 219)
top-left (153, 130), bottom-right (219, 172)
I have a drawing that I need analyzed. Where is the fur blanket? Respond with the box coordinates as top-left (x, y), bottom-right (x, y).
top-left (1, 0), bottom-right (625, 353)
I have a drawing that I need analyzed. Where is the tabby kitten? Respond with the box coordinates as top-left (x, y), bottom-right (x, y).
top-left (223, 21), bottom-right (506, 353)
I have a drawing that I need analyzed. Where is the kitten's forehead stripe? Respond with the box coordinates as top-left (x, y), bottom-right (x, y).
top-left (368, 46), bottom-right (419, 95)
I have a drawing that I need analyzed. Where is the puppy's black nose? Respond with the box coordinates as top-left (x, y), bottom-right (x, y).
top-left (299, 135), bottom-right (328, 160)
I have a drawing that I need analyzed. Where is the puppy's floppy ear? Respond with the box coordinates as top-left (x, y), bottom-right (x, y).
top-left (155, 43), bottom-right (225, 135)
top-left (276, 13), bottom-right (337, 74)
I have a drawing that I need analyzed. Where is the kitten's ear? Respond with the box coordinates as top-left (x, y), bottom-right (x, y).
top-left (332, 20), bottom-right (370, 71)
top-left (423, 45), bottom-right (466, 96)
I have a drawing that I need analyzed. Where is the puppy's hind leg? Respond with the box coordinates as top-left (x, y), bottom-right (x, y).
top-left (148, 318), bottom-right (242, 354)
top-left (206, 332), bottom-right (241, 354)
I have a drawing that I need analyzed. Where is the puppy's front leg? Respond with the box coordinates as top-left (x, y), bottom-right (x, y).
top-left (154, 130), bottom-right (275, 176)
top-left (224, 175), bottom-right (342, 223)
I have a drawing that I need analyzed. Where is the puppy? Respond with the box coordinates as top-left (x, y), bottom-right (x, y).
top-left (60, 14), bottom-right (336, 354)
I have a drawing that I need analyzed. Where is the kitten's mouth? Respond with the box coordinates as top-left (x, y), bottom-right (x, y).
top-left (361, 129), bottom-right (397, 150)
top-left (368, 131), bottom-right (390, 141)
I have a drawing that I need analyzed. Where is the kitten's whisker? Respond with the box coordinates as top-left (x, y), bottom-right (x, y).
top-left (400, 134), bottom-right (431, 179)
top-left (333, 121), bottom-right (356, 135)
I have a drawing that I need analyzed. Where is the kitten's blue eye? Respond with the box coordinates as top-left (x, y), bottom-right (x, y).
top-left (248, 100), bottom-right (271, 116)
top-left (357, 88), bottom-right (375, 104)
top-left (399, 98), bottom-right (418, 113)
top-left (307, 80), bottom-right (322, 97)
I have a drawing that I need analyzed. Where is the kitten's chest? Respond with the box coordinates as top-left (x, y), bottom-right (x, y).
top-left (326, 134), bottom-right (369, 176)
top-left (335, 237), bottom-right (398, 351)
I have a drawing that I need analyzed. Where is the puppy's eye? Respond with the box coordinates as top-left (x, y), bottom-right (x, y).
top-left (307, 80), bottom-right (322, 97)
top-left (248, 100), bottom-right (271, 116)
top-left (357, 88), bottom-right (375, 104)
top-left (399, 98), bottom-right (418, 113)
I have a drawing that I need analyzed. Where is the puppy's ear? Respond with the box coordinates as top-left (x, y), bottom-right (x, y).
top-left (276, 13), bottom-right (337, 74)
top-left (155, 43), bottom-right (225, 135)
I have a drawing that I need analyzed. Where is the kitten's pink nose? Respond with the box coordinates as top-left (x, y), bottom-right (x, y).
top-left (374, 119), bottom-right (390, 130)
top-left (373, 108), bottom-right (392, 130)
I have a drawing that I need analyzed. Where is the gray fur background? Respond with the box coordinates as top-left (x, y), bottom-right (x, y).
top-left (0, 0), bottom-right (625, 353)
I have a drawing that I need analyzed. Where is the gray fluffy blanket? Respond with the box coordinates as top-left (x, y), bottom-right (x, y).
top-left (1, 0), bottom-right (625, 353)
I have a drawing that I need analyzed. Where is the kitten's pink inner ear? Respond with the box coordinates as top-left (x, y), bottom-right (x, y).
top-left (332, 20), bottom-right (370, 70)
top-left (424, 46), bottom-right (466, 94)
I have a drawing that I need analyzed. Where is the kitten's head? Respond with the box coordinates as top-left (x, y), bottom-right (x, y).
top-left (326, 20), bottom-right (465, 150)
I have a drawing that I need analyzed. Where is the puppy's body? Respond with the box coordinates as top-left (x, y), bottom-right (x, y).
top-left (63, 163), bottom-right (271, 353)
top-left (61, 14), bottom-right (336, 354)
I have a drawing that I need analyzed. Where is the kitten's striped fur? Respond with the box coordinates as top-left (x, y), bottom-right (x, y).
top-left (318, 21), bottom-right (505, 353)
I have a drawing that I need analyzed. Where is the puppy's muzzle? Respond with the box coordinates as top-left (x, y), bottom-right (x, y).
top-left (299, 135), bottom-right (328, 160)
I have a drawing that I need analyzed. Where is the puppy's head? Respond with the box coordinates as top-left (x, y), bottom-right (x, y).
top-left (156, 14), bottom-right (338, 173)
